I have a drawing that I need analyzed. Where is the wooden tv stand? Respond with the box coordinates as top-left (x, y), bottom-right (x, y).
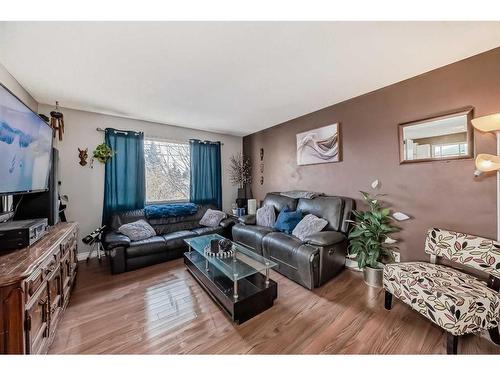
top-left (0, 222), bottom-right (78, 354)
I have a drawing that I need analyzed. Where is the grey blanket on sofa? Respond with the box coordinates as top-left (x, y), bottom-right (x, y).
top-left (280, 191), bottom-right (324, 199)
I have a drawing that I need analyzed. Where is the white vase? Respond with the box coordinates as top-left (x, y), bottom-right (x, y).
top-left (247, 199), bottom-right (257, 215)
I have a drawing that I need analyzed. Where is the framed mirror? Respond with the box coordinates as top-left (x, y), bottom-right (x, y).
top-left (398, 107), bottom-right (474, 164)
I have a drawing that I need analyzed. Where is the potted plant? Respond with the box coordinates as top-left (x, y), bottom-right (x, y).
top-left (228, 152), bottom-right (252, 208)
top-left (93, 143), bottom-right (114, 163)
top-left (348, 189), bottom-right (399, 287)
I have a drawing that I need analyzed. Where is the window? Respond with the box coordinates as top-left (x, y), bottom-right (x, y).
top-left (432, 143), bottom-right (468, 158)
top-left (144, 138), bottom-right (190, 203)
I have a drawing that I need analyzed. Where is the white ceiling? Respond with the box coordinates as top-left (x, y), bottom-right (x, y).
top-left (0, 22), bottom-right (499, 137)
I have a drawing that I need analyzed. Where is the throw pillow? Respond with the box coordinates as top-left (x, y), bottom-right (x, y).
top-left (256, 205), bottom-right (276, 227)
top-left (292, 214), bottom-right (328, 241)
top-left (274, 206), bottom-right (303, 234)
top-left (199, 208), bottom-right (227, 227)
top-left (118, 219), bottom-right (156, 241)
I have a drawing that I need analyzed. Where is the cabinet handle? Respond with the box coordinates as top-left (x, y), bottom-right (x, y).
top-left (46, 265), bottom-right (56, 273)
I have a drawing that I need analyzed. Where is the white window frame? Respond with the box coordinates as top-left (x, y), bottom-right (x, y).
top-left (144, 137), bottom-right (190, 205)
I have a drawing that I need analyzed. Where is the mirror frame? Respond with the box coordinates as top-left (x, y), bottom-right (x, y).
top-left (398, 106), bottom-right (474, 164)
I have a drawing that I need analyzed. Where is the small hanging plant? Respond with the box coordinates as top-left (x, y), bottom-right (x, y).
top-left (93, 143), bottom-right (113, 163)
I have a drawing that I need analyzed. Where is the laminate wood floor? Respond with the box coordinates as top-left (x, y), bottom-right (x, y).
top-left (48, 258), bottom-right (500, 354)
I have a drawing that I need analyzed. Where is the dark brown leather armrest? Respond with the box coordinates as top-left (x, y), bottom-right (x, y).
top-left (220, 217), bottom-right (237, 228)
top-left (238, 214), bottom-right (256, 225)
top-left (303, 231), bottom-right (346, 247)
top-left (103, 231), bottom-right (131, 250)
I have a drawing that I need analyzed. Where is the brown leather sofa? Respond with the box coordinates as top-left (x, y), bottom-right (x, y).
top-left (232, 193), bottom-right (354, 289)
top-left (103, 204), bottom-right (235, 274)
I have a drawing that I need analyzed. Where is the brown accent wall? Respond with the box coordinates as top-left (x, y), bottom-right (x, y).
top-left (243, 47), bottom-right (500, 261)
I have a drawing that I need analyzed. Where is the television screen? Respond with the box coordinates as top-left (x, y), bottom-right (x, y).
top-left (0, 84), bottom-right (53, 195)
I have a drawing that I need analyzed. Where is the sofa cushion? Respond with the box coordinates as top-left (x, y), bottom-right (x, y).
top-left (126, 236), bottom-right (166, 258)
top-left (199, 209), bottom-right (227, 227)
top-left (191, 226), bottom-right (224, 236)
top-left (232, 223), bottom-right (275, 255)
top-left (152, 220), bottom-right (201, 236)
top-left (292, 214), bottom-right (328, 241)
top-left (256, 205), bottom-right (276, 227)
top-left (162, 230), bottom-right (198, 250)
top-left (297, 196), bottom-right (343, 231)
top-left (274, 207), bottom-right (303, 234)
top-left (118, 219), bottom-right (157, 241)
top-left (384, 262), bottom-right (500, 336)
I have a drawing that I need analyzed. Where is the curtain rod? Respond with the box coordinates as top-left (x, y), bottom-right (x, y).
top-left (96, 127), bottom-right (224, 145)
top-left (96, 127), bottom-right (141, 135)
top-left (189, 139), bottom-right (224, 146)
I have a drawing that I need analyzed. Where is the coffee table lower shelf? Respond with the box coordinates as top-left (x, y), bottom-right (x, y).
top-left (183, 251), bottom-right (278, 324)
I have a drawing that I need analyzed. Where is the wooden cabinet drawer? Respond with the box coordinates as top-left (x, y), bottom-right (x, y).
top-left (47, 266), bottom-right (63, 336)
top-left (25, 282), bottom-right (49, 354)
top-left (25, 252), bottom-right (58, 303)
top-left (24, 269), bottom-right (44, 301)
top-left (61, 252), bottom-right (72, 303)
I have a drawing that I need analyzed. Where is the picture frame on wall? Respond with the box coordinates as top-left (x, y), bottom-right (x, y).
top-left (398, 107), bottom-right (474, 164)
top-left (296, 123), bottom-right (341, 166)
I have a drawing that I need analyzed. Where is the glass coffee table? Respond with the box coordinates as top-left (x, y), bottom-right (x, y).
top-left (184, 234), bottom-right (278, 324)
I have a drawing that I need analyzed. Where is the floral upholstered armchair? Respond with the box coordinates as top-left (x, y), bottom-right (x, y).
top-left (383, 228), bottom-right (500, 354)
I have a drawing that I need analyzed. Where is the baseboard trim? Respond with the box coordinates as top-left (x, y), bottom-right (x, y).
top-left (80, 251), bottom-right (362, 268)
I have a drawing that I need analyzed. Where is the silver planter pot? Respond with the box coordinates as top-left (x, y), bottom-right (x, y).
top-left (363, 266), bottom-right (384, 288)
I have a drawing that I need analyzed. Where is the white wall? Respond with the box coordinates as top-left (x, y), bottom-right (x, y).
top-left (0, 62), bottom-right (38, 111)
top-left (38, 104), bottom-right (242, 253)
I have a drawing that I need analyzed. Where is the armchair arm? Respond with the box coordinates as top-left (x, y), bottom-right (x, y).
top-left (238, 214), bottom-right (256, 225)
top-left (219, 217), bottom-right (237, 228)
top-left (295, 244), bottom-right (320, 289)
top-left (303, 231), bottom-right (346, 247)
top-left (306, 232), bottom-right (348, 286)
top-left (108, 247), bottom-right (127, 274)
top-left (103, 231), bottom-right (131, 250)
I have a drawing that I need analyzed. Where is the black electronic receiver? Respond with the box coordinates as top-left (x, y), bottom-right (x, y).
top-left (0, 218), bottom-right (48, 251)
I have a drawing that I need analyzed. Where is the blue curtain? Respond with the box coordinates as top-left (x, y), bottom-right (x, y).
top-left (189, 140), bottom-right (222, 209)
top-left (102, 128), bottom-right (145, 225)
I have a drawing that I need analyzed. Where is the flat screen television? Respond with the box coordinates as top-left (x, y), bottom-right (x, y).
top-left (0, 83), bottom-right (53, 196)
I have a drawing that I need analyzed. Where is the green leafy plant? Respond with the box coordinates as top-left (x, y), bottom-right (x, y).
top-left (93, 143), bottom-right (113, 163)
top-left (348, 190), bottom-right (399, 269)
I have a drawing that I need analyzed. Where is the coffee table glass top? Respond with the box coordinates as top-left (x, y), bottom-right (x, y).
top-left (184, 234), bottom-right (277, 281)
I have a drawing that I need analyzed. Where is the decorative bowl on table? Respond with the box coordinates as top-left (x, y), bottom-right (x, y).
top-left (203, 239), bottom-right (234, 259)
